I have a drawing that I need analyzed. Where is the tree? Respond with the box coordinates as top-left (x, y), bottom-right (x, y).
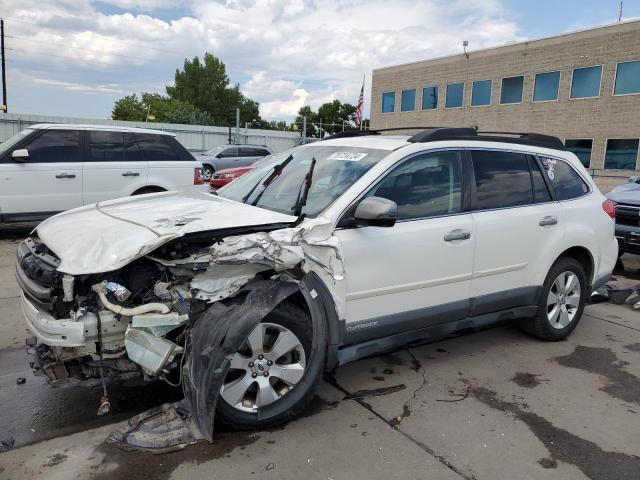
top-left (112, 94), bottom-right (145, 121)
top-left (295, 106), bottom-right (319, 136)
top-left (166, 53), bottom-right (247, 126)
top-left (317, 100), bottom-right (357, 134)
top-left (294, 101), bottom-right (358, 137)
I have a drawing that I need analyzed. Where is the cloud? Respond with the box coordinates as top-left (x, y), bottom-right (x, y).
top-left (32, 78), bottom-right (127, 94)
top-left (3, 0), bottom-right (522, 120)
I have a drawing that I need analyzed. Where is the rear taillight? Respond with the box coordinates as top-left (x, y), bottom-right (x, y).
top-left (602, 199), bottom-right (616, 219)
top-left (194, 167), bottom-right (204, 185)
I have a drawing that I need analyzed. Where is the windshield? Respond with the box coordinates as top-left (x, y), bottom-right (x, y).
top-left (0, 129), bottom-right (33, 157)
top-left (204, 146), bottom-right (226, 156)
top-left (218, 144), bottom-right (390, 217)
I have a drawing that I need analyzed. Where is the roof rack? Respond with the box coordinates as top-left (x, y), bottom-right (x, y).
top-left (407, 128), bottom-right (565, 150)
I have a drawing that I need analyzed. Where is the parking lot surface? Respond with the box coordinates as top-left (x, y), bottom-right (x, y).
top-left (1, 225), bottom-right (639, 480)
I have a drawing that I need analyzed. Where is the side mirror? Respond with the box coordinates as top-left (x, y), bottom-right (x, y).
top-left (12, 149), bottom-right (29, 161)
top-left (353, 196), bottom-right (397, 227)
top-left (629, 176), bottom-right (640, 184)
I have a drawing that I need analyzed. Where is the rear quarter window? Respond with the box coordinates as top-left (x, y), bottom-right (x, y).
top-left (539, 157), bottom-right (589, 200)
top-left (135, 133), bottom-right (185, 161)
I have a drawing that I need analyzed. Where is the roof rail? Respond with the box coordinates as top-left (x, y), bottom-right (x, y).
top-left (407, 127), bottom-right (565, 150)
top-left (324, 126), bottom-right (447, 140)
top-left (324, 130), bottom-right (379, 140)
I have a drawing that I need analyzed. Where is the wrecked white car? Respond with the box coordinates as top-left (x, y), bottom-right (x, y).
top-left (16, 128), bottom-right (617, 440)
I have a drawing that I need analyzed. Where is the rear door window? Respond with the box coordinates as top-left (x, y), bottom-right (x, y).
top-left (135, 133), bottom-right (181, 161)
top-left (24, 130), bottom-right (80, 163)
top-left (471, 150), bottom-right (533, 210)
top-left (219, 147), bottom-right (238, 158)
top-left (89, 131), bottom-right (124, 162)
top-left (124, 133), bottom-right (144, 162)
top-left (238, 147), bottom-right (255, 157)
top-left (539, 157), bottom-right (589, 200)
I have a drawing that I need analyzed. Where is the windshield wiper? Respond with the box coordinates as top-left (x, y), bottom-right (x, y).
top-left (292, 157), bottom-right (316, 219)
top-left (241, 154), bottom-right (293, 205)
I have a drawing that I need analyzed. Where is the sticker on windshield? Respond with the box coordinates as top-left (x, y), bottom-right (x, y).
top-left (328, 152), bottom-right (368, 162)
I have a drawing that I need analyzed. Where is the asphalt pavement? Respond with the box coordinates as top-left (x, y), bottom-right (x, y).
top-left (1, 224), bottom-right (640, 480)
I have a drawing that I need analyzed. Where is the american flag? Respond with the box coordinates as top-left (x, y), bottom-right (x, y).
top-left (355, 76), bottom-right (364, 128)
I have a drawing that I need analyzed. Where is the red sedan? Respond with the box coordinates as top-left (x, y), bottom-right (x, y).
top-left (210, 165), bottom-right (254, 192)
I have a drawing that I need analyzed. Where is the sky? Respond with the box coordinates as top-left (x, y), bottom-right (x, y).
top-left (1, 0), bottom-right (639, 122)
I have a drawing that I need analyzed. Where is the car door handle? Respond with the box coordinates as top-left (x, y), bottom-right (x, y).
top-left (539, 216), bottom-right (558, 226)
top-left (444, 230), bottom-right (471, 242)
top-left (122, 171), bottom-right (140, 177)
top-left (55, 173), bottom-right (76, 179)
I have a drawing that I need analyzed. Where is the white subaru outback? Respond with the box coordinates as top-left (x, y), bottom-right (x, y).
top-left (16, 127), bottom-right (617, 439)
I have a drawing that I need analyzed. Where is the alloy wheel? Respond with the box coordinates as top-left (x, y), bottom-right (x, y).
top-left (220, 322), bottom-right (306, 413)
top-left (547, 271), bottom-right (581, 329)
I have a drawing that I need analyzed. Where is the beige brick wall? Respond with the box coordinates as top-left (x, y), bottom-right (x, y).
top-left (370, 21), bottom-right (640, 193)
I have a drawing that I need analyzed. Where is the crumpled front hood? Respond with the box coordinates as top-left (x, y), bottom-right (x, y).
top-left (36, 190), bottom-right (296, 275)
top-left (606, 182), bottom-right (640, 205)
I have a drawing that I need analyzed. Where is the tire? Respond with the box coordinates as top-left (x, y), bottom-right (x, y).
top-left (520, 256), bottom-right (587, 341)
top-left (202, 165), bottom-right (214, 181)
top-left (215, 301), bottom-right (325, 430)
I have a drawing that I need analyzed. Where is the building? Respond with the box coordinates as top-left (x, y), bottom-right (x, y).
top-left (370, 20), bottom-right (640, 191)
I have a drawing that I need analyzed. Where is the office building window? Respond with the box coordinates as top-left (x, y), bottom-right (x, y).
top-left (565, 139), bottom-right (593, 168)
top-left (401, 89), bottom-right (416, 112)
top-left (614, 60), bottom-right (640, 95)
top-left (604, 139), bottom-right (639, 170)
top-left (500, 75), bottom-right (524, 104)
top-left (382, 92), bottom-right (395, 113)
top-left (533, 71), bottom-right (560, 102)
top-left (422, 86), bottom-right (438, 110)
top-left (570, 66), bottom-right (602, 99)
top-left (445, 83), bottom-right (464, 108)
top-left (471, 80), bottom-right (492, 106)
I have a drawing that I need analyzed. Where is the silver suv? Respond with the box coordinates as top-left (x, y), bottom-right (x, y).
top-left (196, 144), bottom-right (273, 180)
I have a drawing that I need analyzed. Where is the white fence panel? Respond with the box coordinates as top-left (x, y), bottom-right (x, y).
top-left (0, 112), bottom-right (303, 153)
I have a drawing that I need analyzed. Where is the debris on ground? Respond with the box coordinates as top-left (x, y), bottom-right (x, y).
top-left (591, 283), bottom-right (640, 308)
top-left (16, 377), bottom-right (25, 385)
top-left (265, 463), bottom-right (275, 471)
top-left (343, 384), bottom-right (406, 400)
top-left (107, 402), bottom-right (204, 454)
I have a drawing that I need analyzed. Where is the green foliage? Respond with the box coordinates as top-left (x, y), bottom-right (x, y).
top-left (295, 100), bottom-right (358, 136)
top-left (111, 94), bottom-right (145, 121)
top-left (111, 52), bottom-right (357, 134)
top-left (112, 52), bottom-right (270, 127)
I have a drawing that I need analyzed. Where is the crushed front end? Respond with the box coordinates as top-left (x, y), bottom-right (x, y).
top-left (17, 235), bottom-right (194, 385)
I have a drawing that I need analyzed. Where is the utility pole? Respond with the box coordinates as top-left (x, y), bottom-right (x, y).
top-left (302, 116), bottom-right (307, 144)
top-left (235, 107), bottom-right (240, 144)
top-left (618, 1), bottom-right (623, 22)
top-left (1, 19), bottom-right (7, 113)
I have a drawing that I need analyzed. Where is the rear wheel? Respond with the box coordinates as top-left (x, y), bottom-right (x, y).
top-left (202, 165), bottom-right (214, 181)
top-left (520, 256), bottom-right (587, 341)
top-left (215, 302), bottom-right (324, 430)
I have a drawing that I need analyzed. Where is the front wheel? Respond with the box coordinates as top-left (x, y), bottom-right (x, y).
top-left (520, 256), bottom-right (587, 341)
top-left (215, 302), bottom-right (325, 430)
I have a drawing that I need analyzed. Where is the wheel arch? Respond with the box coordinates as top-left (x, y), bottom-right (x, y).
top-left (298, 271), bottom-right (343, 372)
top-left (131, 185), bottom-right (167, 195)
top-left (555, 246), bottom-right (595, 287)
